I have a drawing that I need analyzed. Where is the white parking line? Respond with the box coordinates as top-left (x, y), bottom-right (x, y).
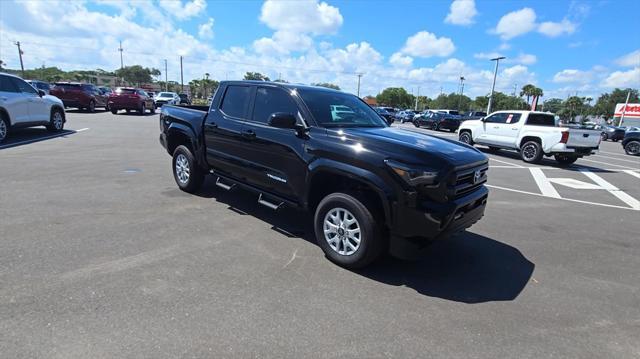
top-left (579, 158), bottom-right (637, 170)
top-left (598, 150), bottom-right (630, 157)
top-left (592, 154), bottom-right (640, 164)
top-left (489, 157), bottom-right (525, 168)
top-left (529, 168), bottom-right (561, 198)
top-left (624, 170), bottom-right (640, 180)
top-left (580, 170), bottom-right (640, 210)
top-left (486, 184), bottom-right (639, 211)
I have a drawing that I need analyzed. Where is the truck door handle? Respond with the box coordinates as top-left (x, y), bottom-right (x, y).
top-left (512, 128), bottom-right (518, 130)
top-left (493, 126), bottom-right (500, 129)
top-left (242, 129), bottom-right (256, 139)
top-left (205, 122), bottom-right (218, 129)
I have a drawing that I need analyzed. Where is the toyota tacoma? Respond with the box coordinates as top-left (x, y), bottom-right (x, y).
top-left (159, 81), bottom-right (489, 268)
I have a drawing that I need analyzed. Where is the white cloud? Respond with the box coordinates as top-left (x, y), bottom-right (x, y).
top-left (493, 8), bottom-right (537, 40)
top-left (253, 31), bottom-right (313, 55)
top-left (498, 43), bottom-right (511, 51)
top-left (601, 67), bottom-right (640, 88)
top-left (445, 0), bottom-right (478, 26)
top-left (259, 0), bottom-right (343, 35)
top-left (553, 69), bottom-right (592, 84)
top-left (402, 31), bottom-right (455, 58)
top-left (615, 50), bottom-right (640, 68)
top-left (473, 52), bottom-right (503, 60)
top-left (159, 0), bottom-right (206, 20)
top-left (389, 52), bottom-right (413, 67)
top-left (198, 17), bottom-right (214, 39)
top-left (537, 19), bottom-right (576, 37)
top-left (513, 53), bottom-right (537, 65)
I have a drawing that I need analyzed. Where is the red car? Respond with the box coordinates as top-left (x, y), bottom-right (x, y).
top-left (50, 82), bottom-right (109, 112)
top-left (108, 87), bottom-right (155, 115)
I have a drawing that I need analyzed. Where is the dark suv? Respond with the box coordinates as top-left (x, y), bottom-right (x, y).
top-left (159, 81), bottom-right (488, 268)
top-left (50, 82), bottom-right (108, 112)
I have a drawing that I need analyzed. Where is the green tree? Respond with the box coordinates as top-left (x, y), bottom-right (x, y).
top-left (520, 84), bottom-right (537, 104)
top-left (592, 88), bottom-right (639, 120)
top-left (115, 65), bottom-right (155, 86)
top-left (312, 82), bottom-right (340, 90)
top-left (542, 98), bottom-right (563, 113)
top-left (376, 87), bottom-right (414, 108)
top-left (243, 72), bottom-right (270, 81)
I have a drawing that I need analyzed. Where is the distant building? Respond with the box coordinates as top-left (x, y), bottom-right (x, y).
top-left (615, 103), bottom-right (640, 127)
top-left (363, 96), bottom-right (377, 106)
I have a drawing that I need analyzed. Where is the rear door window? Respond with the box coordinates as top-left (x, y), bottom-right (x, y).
top-left (251, 87), bottom-right (298, 124)
top-left (526, 114), bottom-right (556, 126)
top-left (0, 75), bottom-right (20, 93)
top-left (220, 85), bottom-right (251, 119)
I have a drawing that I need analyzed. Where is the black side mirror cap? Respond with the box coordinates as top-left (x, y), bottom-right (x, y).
top-left (38, 90), bottom-right (46, 97)
top-left (268, 112), bottom-right (297, 129)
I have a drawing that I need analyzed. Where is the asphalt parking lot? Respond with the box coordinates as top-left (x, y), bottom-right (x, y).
top-left (1, 111), bottom-right (639, 358)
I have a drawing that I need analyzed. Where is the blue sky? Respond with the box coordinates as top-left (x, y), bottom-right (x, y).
top-left (0, 0), bottom-right (638, 99)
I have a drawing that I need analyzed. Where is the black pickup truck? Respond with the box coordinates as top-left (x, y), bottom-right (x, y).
top-left (159, 81), bottom-right (489, 268)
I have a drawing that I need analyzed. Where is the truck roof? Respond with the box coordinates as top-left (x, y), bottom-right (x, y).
top-left (491, 110), bottom-right (554, 115)
top-left (220, 80), bottom-right (343, 93)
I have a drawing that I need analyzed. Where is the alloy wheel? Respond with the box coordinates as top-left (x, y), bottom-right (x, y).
top-left (626, 141), bottom-right (640, 155)
top-left (522, 144), bottom-right (537, 161)
top-left (175, 154), bottom-right (190, 184)
top-left (0, 120), bottom-right (7, 141)
top-left (323, 207), bottom-right (361, 256)
top-left (53, 111), bottom-right (63, 130)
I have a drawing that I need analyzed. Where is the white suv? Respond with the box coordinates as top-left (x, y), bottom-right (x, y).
top-left (0, 73), bottom-right (66, 144)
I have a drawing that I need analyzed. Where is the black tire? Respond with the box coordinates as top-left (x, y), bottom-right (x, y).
top-left (413, 120), bottom-right (420, 128)
top-left (600, 133), bottom-right (607, 141)
top-left (104, 103), bottom-right (110, 111)
top-left (111, 109), bottom-right (118, 115)
top-left (139, 103), bottom-right (146, 115)
top-left (459, 131), bottom-right (473, 145)
top-left (624, 140), bottom-right (640, 156)
top-left (87, 100), bottom-right (96, 113)
top-left (172, 145), bottom-right (205, 193)
top-left (46, 108), bottom-right (65, 132)
top-left (150, 104), bottom-right (156, 114)
top-left (431, 122), bottom-right (439, 131)
top-left (520, 141), bottom-right (543, 163)
top-left (314, 192), bottom-right (384, 269)
top-left (554, 154), bottom-right (578, 166)
top-left (0, 115), bottom-right (9, 144)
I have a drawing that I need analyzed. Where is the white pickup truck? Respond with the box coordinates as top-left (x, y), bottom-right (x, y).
top-left (457, 111), bottom-right (601, 165)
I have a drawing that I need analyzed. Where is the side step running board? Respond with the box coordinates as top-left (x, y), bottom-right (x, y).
top-left (215, 177), bottom-right (235, 191)
top-left (258, 194), bottom-right (283, 210)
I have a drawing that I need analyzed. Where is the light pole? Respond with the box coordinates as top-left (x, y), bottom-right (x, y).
top-left (487, 56), bottom-right (505, 114)
top-left (458, 76), bottom-right (465, 111)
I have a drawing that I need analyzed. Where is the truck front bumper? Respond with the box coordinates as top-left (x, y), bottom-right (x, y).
top-left (389, 186), bottom-right (488, 260)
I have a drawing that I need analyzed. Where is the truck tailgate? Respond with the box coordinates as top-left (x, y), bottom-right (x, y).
top-left (566, 129), bottom-right (601, 148)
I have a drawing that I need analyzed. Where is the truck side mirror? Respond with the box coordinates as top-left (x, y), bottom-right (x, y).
top-left (268, 112), bottom-right (297, 129)
top-left (38, 90), bottom-right (46, 97)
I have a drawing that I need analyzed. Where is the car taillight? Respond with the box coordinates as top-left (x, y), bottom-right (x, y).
top-left (560, 131), bottom-right (569, 144)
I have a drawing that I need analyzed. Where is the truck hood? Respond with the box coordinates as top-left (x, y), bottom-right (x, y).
top-left (326, 126), bottom-right (487, 168)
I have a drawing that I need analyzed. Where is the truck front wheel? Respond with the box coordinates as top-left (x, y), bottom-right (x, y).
top-left (314, 193), bottom-right (384, 269)
top-left (172, 145), bottom-right (204, 193)
top-left (459, 131), bottom-right (473, 145)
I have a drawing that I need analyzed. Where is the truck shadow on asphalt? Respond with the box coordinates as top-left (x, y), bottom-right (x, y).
top-left (194, 177), bottom-right (535, 304)
top-left (0, 128), bottom-right (78, 150)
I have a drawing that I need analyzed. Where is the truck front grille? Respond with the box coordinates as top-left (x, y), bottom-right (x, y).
top-left (451, 164), bottom-right (488, 199)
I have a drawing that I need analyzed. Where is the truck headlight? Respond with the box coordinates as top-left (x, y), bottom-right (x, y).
top-left (385, 159), bottom-right (439, 186)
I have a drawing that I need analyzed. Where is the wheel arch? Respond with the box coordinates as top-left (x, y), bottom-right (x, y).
top-left (0, 106), bottom-right (12, 126)
top-left (306, 160), bottom-right (394, 228)
top-left (50, 105), bottom-right (66, 122)
top-left (519, 135), bottom-right (543, 149)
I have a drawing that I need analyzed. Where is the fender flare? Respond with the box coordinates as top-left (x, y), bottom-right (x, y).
top-left (306, 158), bottom-right (395, 227)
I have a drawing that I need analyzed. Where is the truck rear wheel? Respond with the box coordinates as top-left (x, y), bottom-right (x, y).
top-left (521, 141), bottom-right (543, 163)
top-left (314, 192), bottom-right (384, 269)
top-left (172, 145), bottom-right (204, 193)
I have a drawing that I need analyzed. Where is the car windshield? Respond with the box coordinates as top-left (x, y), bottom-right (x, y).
top-left (298, 89), bottom-right (387, 128)
top-left (158, 92), bottom-right (173, 97)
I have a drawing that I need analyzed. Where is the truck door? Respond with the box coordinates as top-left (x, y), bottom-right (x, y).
top-left (238, 85), bottom-right (307, 201)
top-left (204, 84), bottom-right (254, 182)
top-left (478, 112), bottom-right (508, 144)
top-left (492, 112), bottom-right (522, 147)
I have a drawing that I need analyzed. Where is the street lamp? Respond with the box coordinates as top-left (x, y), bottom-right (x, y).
top-left (487, 56), bottom-right (506, 114)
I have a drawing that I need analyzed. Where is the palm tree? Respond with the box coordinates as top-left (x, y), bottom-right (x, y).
top-left (519, 84), bottom-right (536, 104)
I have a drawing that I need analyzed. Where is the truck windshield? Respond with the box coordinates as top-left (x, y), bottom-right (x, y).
top-left (298, 89), bottom-right (387, 128)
